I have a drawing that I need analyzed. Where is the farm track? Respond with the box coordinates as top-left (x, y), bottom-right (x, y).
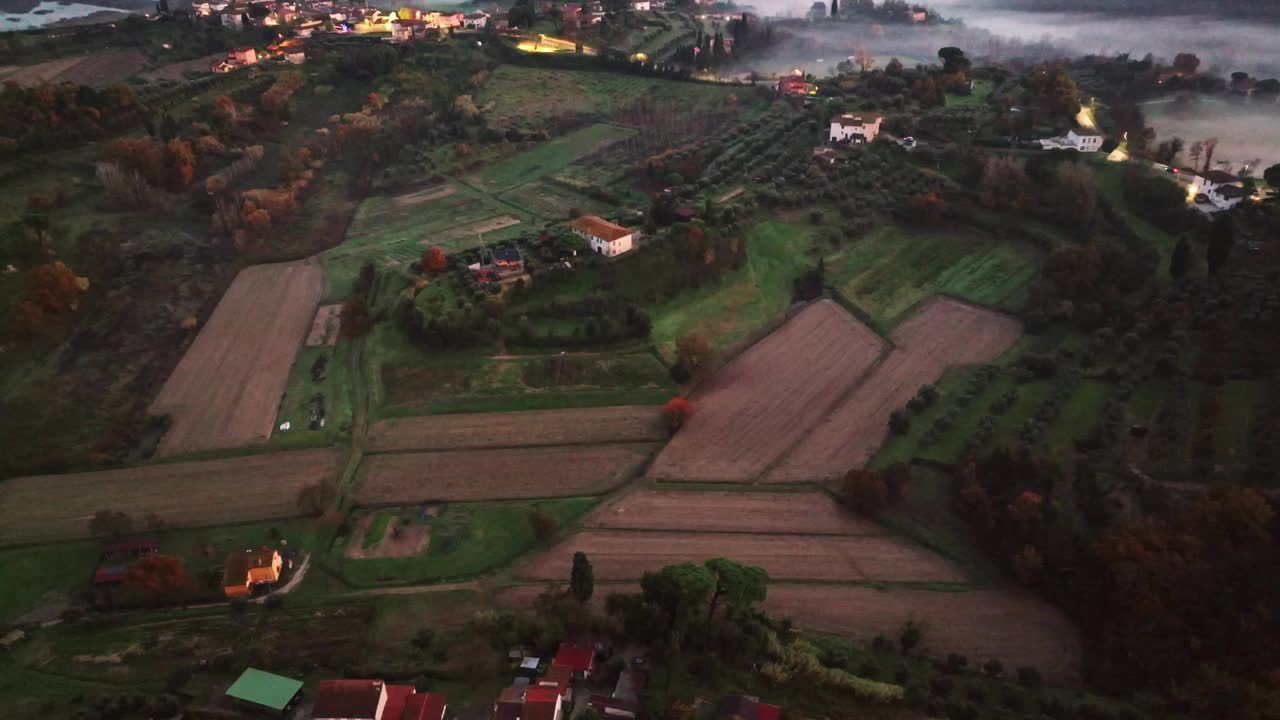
top-left (150, 259), bottom-right (322, 457)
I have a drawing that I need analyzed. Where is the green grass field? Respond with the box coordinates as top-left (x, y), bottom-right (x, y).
top-left (475, 66), bottom-right (764, 130)
top-left (1093, 163), bottom-right (1178, 263)
top-left (1215, 380), bottom-right (1263, 466)
top-left (498, 178), bottom-right (623, 220)
top-left (469, 123), bottom-right (637, 193)
top-left (330, 498), bottom-right (597, 586)
top-left (1043, 380), bottom-right (1109, 454)
top-left (270, 342), bottom-right (355, 449)
top-left (375, 337), bottom-right (675, 416)
top-left (826, 224), bottom-right (1040, 329)
top-left (944, 78), bottom-right (994, 108)
top-left (0, 540), bottom-right (101, 624)
top-left (649, 218), bottom-right (818, 355)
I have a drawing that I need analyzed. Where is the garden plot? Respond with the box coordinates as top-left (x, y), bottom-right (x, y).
top-left (306, 304), bottom-right (342, 346)
top-left (468, 123), bottom-right (637, 193)
top-left (354, 443), bottom-right (659, 504)
top-left (518, 530), bottom-right (967, 583)
top-left (765, 585), bottom-right (1081, 683)
top-left (586, 489), bottom-right (883, 535)
top-left (366, 406), bottom-right (666, 452)
top-left (0, 449), bottom-right (337, 545)
top-left (0, 49), bottom-right (144, 86)
top-left (767, 298), bottom-right (1022, 482)
top-left (150, 258), bottom-right (322, 456)
top-left (648, 300), bottom-right (889, 482)
top-left (339, 181), bottom-right (530, 258)
top-left (435, 215), bottom-right (522, 241)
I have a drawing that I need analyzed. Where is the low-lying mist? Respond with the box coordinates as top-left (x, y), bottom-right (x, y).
top-left (1143, 95), bottom-right (1280, 175)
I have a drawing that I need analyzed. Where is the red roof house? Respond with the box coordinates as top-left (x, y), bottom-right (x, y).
top-left (314, 679), bottom-right (387, 720)
top-left (522, 687), bottom-right (563, 720)
top-left (551, 644), bottom-right (594, 676)
top-left (402, 692), bottom-right (448, 720)
top-left (382, 683), bottom-right (417, 720)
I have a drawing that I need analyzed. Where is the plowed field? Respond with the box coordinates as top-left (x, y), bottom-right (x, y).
top-left (366, 406), bottom-right (666, 452)
top-left (0, 449), bottom-right (337, 545)
top-left (354, 443), bottom-right (658, 504)
top-left (765, 585), bottom-right (1081, 683)
top-left (768, 298), bottom-right (1021, 481)
top-left (518, 530), bottom-right (966, 583)
top-left (150, 259), bottom-right (322, 456)
top-left (648, 300), bottom-right (888, 481)
top-left (585, 489), bottom-right (882, 535)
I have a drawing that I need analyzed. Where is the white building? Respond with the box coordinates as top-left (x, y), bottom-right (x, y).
top-left (829, 114), bottom-right (883, 144)
top-left (1037, 130), bottom-right (1104, 152)
top-left (220, 11), bottom-right (243, 28)
top-left (462, 11), bottom-right (488, 28)
top-left (631, 0), bottom-right (650, 10)
top-left (1208, 183), bottom-right (1247, 210)
top-left (569, 216), bottom-right (634, 258)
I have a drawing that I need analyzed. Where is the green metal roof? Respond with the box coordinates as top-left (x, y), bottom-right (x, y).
top-left (225, 668), bottom-right (304, 710)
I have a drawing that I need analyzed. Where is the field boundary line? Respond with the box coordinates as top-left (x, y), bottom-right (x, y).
top-left (362, 437), bottom-right (664, 456)
top-left (578, 526), bottom-right (886, 538)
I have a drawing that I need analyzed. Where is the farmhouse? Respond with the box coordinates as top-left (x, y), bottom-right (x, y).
top-left (1201, 169), bottom-right (1243, 195)
top-left (493, 686), bottom-right (563, 720)
top-left (632, 0), bottom-right (650, 9)
top-left (225, 668), bottom-right (303, 717)
top-left (777, 74), bottom-right (807, 96)
top-left (552, 643), bottom-right (595, 678)
top-left (229, 47), bottom-right (258, 65)
top-left (1210, 183), bottom-right (1247, 210)
top-left (569, 216), bottom-right (634, 257)
top-left (222, 547), bottom-right (282, 597)
top-left (462, 11), bottom-right (489, 28)
top-left (717, 695), bottom-right (781, 720)
top-left (829, 114), bottom-right (883, 144)
top-left (1036, 130), bottom-right (1104, 152)
top-left (313, 678), bottom-right (446, 720)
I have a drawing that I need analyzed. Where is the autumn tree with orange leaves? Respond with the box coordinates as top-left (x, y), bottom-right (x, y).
top-left (123, 554), bottom-right (192, 603)
top-left (10, 261), bottom-right (89, 336)
top-left (661, 396), bottom-right (694, 433)
top-left (421, 247), bottom-right (447, 273)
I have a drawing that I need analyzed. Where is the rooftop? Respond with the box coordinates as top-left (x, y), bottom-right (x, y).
top-left (403, 692), bottom-right (448, 720)
top-left (552, 643), bottom-right (595, 673)
top-left (314, 679), bottom-right (385, 718)
top-left (1203, 170), bottom-right (1240, 184)
top-left (569, 216), bottom-right (630, 242)
top-left (225, 668), bottom-right (304, 711)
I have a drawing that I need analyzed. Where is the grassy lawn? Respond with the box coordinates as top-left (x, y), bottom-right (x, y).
top-left (270, 342), bottom-right (355, 449)
top-left (878, 465), bottom-right (1003, 585)
top-left (362, 511), bottom-right (393, 550)
top-left (475, 66), bottom-right (765, 131)
top-left (649, 218), bottom-right (817, 356)
top-left (335, 180), bottom-right (534, 263)
top-left (1043, 380), bottom-right (1109, 454)
top-left (375, 338), bottom-right (674, 416)
top-left (329, 498), bottom-right (598, 586)
top-left (1215, 380), bottom-right (1263, 466)
top-left (0, 540), bottom-right (101, 624)
top-left (469, 123), bottom-right (637, 193)
top-left (825, 224), bottom-right (1040, 329)
top-left (1129, 381), bottom-right (1170, 423)
top-left (1093, 163), bottom-right (1178, 263)
top-left (498, 178), bottom-right (624, 220)
top-left (944, 78), bottom-right (993, 108)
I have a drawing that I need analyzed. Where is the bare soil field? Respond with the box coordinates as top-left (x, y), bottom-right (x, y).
top-left (435, 215), bottom-right (522, 241)
top-left (140, 52), bottom-right (223, 81)
top-left (366, 406), bottom-right (666, 452)
top-left (768, 298), bottom-right (1022, 482)
top-left (765, 585), bottom-right (1081, 683)
top-left (150, 259), bottom-right (322, 456)
top-left (518, 530), bottom-right (966, 583)
top-left (393, 185), bottom-right (456, 206)
top-left (0, 49), bottom-right (145, 86)
top-left (306, 304), bottom-right (342, 346)
top-left (586, 489), bottom-right (883, 535)
top-left (648, 300), bottom-right (889, 482)
top-left (0, 449), bottom-right (337, 545)
top-left (355, 443), bottom-right (659, 505)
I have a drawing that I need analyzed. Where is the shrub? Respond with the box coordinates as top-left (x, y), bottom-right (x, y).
top-left (930, 674), bottom-right (954, 697)
top-left (229, 598), bottom-right (248, 614)
top-left (982, 658), bottom-right (1003, 677)
top-left (1016, 665), bottom-right (1042, 688)
top-left (899, 619), bottom-right (924, 654)
top-left (528, 506), bottom-right (560, 543)
top-left (889, 410), bottom-right (911, 434)
top-left (263, 594), bottom-right (284, 610)
top-left (946, 653), bottom-right (968, 673)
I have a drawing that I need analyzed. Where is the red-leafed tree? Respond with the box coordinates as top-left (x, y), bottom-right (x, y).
top-left (910, 191), bottom-right (944, 224)
top-left (123, 554), bottom-right (192, 602)
top-left (422, 246), bottom-right (447, 273)
top-left (662, 396), bottom-right (695, 433)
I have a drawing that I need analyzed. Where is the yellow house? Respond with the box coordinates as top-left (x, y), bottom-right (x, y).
top-left (223, 548), bottom-right (283, 598)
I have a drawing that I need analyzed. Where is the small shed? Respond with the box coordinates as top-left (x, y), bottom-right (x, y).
top-left (225, 668), bottom-right (303, 716)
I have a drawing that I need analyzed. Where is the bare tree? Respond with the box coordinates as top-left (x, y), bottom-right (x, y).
top-left (854, 46), bottom-right (876, 73)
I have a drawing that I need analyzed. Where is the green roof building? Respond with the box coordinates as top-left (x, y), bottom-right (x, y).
top-left (225, 668), bottom-right (304, 716)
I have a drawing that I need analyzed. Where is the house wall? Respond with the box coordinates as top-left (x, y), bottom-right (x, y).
top-left (829, 118), bottom-right (880, 144)
top-left (1066, 131), bottom-right (1103, 152)
top-left (585, 233), bottom-right (633, 257)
